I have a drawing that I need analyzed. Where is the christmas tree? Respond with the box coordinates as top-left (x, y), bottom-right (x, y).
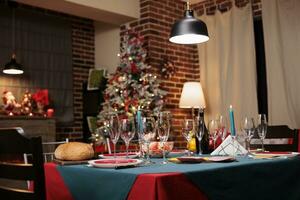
top-left (99, 29), bottom-right (166, 119)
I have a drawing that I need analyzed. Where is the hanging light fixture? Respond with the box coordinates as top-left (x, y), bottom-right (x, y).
top-left (3, 1), bottom-right (24, 75)
top-left (169, 1), bottom-right (209, 44)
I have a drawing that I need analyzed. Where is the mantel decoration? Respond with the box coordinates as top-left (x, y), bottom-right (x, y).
top-left (20, 91), bottom-right (33, 115)
top-left (32, 89), bottom-right (49, 114)
top-left (2, 90), bottom-right (20, 113)
top-left (93, 29), bottom-right (167, 143)
top-left (1, 89), bottom-right (51, 116)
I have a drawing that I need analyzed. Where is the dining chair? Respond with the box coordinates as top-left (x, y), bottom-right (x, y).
top-left (42, 138), bottom-right (69, 162)
top-left (0, 127), bottom-right (46, 200)
top-left (251, 125), bottom-right (299, 152)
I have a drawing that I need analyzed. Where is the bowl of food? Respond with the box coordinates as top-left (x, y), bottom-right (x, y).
top-left (147, 141), bottom-right (174, 157)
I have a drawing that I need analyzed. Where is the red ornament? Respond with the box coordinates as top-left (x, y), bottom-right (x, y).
top-left (131, 63), bottom-right (139, 74)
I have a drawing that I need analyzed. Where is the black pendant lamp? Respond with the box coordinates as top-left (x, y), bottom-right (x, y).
top-left (3, 1), bottom-right (24, 75)
top-left (169, 1), bottom-right (209, 44)
top-left (3, 54), bottom-right (23, 75)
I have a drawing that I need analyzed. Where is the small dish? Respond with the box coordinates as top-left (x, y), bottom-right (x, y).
top-left (147, 142), bottom-right (174, 157)
top-left (88, 158), bottom-right (143, 168)
top-left (99, 152), bottom-right (139, 159)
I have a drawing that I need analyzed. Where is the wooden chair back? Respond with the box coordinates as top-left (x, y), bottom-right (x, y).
top-left (251, 125), bottom-right (298, 152)
top-left (0, 128), bottom-right (46, 200)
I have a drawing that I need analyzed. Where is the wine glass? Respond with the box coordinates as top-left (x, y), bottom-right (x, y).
top-left (182, 119), bottom-right (195, 156)
top-left (120, 117), bottom-right (136, 158)
top-left (195, 117), bottom-right (205, 155)
top-left (241, 117), bottom-right (255, 151)
top-left (106, 113), bottom-right (120, 160)
top-left (218, 115), bottom-right (227, 142)
top-left (157, 111), bottom-right (171, 164)
top-left (208, 119), bottom-right (219, 149)
top-left (140, 116), bottom-right (156, 165)
top-left (257, 114), bottom-right (268, 152)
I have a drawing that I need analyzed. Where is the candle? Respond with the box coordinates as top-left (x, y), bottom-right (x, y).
top-left (136, 110), bottom-right (143, 133)
top-left (229, 105), bottom-right (236, 136)
top-left (47, 109), bottom-right (54, 117)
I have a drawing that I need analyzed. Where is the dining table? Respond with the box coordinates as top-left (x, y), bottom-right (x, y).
top-left (44, 155), bottom-right (300, 200)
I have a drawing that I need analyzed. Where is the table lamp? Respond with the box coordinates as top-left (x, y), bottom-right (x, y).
top-left (179, 82), bottom-right (206, 118)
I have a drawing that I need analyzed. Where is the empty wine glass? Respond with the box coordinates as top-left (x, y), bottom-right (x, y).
top-left (208, 119), bottom-right (219, 149)
top-left (182, 119), bottom-right (195, 156)
top-left (140, 116), bottom-right (156, 165)
top-left (157, 111), bottom-right (171, 164)
top-left (195, 117), bottom-right (205, 155)
top-left (120, 117), bottom-right (136, 158)
top-left (106, 113), bottom-right (120, 160)
top-left (257, 114), bottom-right (268, 152)
top-left (217, 115), bottom-right (227, 142)
top-left (241, 117), bottom-right (255, 151)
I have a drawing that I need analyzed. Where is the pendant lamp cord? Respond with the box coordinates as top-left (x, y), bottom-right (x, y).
top-left (12, 7), bottom-right (15, 53)
top-left (186, 1), bottom-right (190, 10)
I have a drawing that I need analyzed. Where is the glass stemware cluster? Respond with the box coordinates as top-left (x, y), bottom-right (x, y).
top-left (241, 114), bottom-right (268, 152)
top-left (102, 110), bottom-right (171, 165)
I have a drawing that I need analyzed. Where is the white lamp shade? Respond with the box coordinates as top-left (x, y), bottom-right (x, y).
top-left (179, 82), bottom-right (206, 108)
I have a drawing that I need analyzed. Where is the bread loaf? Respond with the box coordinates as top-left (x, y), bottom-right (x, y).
top-left (54, 142), bottom-right (94, 161)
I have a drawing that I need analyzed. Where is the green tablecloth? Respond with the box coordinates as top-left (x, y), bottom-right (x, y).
top-left (57, 156), bottom-right (300, 200)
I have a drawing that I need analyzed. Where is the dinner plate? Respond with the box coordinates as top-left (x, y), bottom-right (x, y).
top-left (88, 158), bottom-right (143, 168)
top-left (168, 150), bottom-right (186, 157)
top-left (177, 156), bottom-right (235, 163)
top-left (252, 152), bottom-right (299, 159)
top-left (99, 152), bottom-right (139, 159)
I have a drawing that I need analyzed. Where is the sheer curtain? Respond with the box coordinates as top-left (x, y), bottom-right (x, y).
top-left (198, 4), bottom-right (258, 125)
top-left (262, 0), bottom-right (300, 129)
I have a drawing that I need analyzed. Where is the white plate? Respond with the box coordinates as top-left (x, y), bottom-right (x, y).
top-left (99, 152), bottom-right (139, 159)
top-left (252, 152), bottom-right (299, 158)
top-left (88, 158), bottom-right (143, 168)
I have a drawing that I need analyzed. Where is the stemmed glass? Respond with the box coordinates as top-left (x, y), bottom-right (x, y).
top-left (208, 119), bottom-right (219, 150)
top-left (140, 116), bottom-right (156, 165)
top-left (195, 117), bottom-right (205, 155)
top-left (106, 113), bottom-right (120, 160)
top-left (241, 117), bottom-right (255, 151)
top-left (257, 114), bottom-right (268, 152)
top-left (120, 117), bottom-right (136, 158)
top-left (182, 119), bottom-right (195, 156)
top-left (157, 111), bottom-right (171, 164)
top-left (218, 115), bottom-right (227, 142)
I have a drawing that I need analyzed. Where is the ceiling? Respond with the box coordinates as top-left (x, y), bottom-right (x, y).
top-left (16, 0), bottom-right (139, 25)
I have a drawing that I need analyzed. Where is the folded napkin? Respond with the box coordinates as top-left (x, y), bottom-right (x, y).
top-left (211, 136), bottom-right (248, 156)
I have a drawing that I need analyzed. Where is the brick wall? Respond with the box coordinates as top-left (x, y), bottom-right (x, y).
top-left (122, 0), bottom-right (261, 147)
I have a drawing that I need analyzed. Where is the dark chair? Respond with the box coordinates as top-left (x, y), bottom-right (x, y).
top-left (251, 125), bottom-right (299, 152)
top-left (0, 128), bottom-right (46, 200)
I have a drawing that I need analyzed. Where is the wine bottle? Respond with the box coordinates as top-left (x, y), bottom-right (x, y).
top-left (196, 109), bottom-right (209, 154)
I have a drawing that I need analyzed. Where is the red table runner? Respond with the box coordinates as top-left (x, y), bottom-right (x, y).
top-left (44, 163), bottom-right (208, 200)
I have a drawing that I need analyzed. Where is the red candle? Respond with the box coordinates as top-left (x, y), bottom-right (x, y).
top-left (47, 109), bottom-right (54, 117)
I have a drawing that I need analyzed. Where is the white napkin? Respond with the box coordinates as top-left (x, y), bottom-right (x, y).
top-left (211, 136), bottom-right (248, 156)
